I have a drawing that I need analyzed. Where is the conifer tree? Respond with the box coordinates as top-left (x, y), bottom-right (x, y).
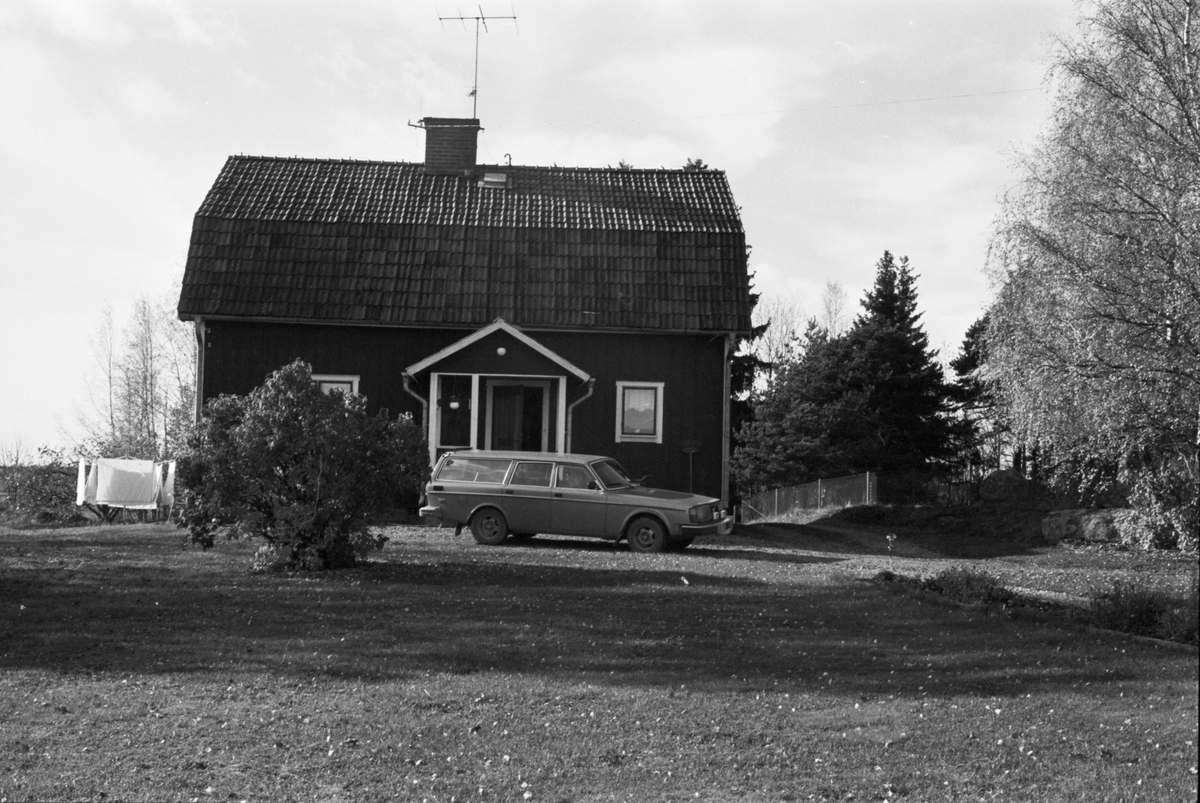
top-left (733, 253), bottom-right (955, 493)
top-left (947, 314), bottom-right (1009, 482)
top-left (857, 251), bottom-right (923, 334)
top-left (843, 252), bottom-right (954, 473)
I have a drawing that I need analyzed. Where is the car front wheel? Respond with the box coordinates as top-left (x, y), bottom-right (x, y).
top-left (470, 508), bottom-right (509, 545)
top-left (626, 516), bottom-right (667, 553)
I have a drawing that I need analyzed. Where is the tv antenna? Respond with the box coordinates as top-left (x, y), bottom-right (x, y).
top-left (438, 6), bottom-right (518, 118)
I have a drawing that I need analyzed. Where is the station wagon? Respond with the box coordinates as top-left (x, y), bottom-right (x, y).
top-left (419, 450), bottom-right (733, 552)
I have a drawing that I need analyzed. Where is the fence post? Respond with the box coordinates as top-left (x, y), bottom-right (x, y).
top-left (774, 488), bottom-right (779, 517)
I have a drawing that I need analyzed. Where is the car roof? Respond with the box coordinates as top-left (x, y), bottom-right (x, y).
top-left (441, 450), bottom-right (613, 463)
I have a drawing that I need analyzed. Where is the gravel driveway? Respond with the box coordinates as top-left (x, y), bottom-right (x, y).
top-left (379, 519), bottom-right (1199, 609)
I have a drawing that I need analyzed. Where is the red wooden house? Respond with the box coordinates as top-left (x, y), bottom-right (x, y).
top-left (177, 118), bottom-right (753, 502)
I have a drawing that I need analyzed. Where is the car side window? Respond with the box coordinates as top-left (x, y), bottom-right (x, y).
top-left (556, 464), bottom-right (594, 490)
top-left (436, 458), bottom-right (512, 483)
top-left (510, 462), bottom-right (553, 487)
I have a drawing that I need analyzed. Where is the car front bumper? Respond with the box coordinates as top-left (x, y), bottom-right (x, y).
top-left (680, 514), bottom-right (734, 537)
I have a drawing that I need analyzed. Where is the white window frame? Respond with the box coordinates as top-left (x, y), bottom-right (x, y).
top-left (313, 374), bottom-right (360, 396)
top-left (614, 381), bottom-right (664, 444)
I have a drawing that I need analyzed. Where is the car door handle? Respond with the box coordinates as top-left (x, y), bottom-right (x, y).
top-left (504, 490), bottom-right (514, 494)
top-left (432, 485), bottom-right (443, 491)
top-left (553, 493), bottom-right (563, 498)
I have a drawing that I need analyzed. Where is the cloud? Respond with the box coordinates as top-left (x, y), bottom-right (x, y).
top-left (750, 132), bottom-right (1005, 349)
top-left (32, 0), bottom-right (135, 45)
top-left (118, 75), bottom-right (190, 120)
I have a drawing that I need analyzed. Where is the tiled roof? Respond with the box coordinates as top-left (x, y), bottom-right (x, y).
top-left (179, 156), bottom-right (753, 333)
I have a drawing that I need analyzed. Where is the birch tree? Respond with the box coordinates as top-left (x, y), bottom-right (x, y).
top-left (820, 280), bottom-right (849, 338)
top-left (987, 0), bottom-right (1199, 547)
top-left (749, 294), bottom-right (805, 386)
top-left (77, 294), bottom-right (196, 460)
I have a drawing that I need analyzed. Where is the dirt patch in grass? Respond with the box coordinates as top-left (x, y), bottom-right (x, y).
top-left (1, 522), bottom-right (1196, 802)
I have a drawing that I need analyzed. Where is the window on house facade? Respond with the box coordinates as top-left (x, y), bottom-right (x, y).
top-left (614, 381), bottom-right (664, 444)
top-left (436, 374), bottom-right (473, 449)
top-left (313, 374), bottom-right (359, 396)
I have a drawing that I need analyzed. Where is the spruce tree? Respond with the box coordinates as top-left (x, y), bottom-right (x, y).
top-left (946, 313), bottom-right (1008, 481)
top-left (857, 251), bottom-right (923, 335)
top-left (844, 252), bottom-right (953, 473)
top-left (733, 252), bottom-right (955, 494)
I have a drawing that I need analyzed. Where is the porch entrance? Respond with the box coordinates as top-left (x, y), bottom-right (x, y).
top-left (486, 380), bottom-right (550, 452)
top-left (431, 372), bottom-right (560, 457)
top-left (408, 319), bottom-right (594, 466)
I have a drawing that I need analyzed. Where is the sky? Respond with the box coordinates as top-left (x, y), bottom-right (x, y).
top-left (0, 0), bottom-right (1081, 453)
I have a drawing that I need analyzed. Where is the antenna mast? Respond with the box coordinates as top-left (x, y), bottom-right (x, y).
top-left (438, 6), bottom-right (518, 118)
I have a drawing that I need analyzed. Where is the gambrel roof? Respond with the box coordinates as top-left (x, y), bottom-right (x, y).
top-left (178, 156), bottom-right (753, 334)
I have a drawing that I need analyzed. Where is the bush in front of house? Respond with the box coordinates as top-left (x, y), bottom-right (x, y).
top-left (177, 360), bottom-right (429, 570)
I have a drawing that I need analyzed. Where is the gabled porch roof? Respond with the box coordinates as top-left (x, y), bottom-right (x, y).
top-left (404, 318), bottom-right (591, 382)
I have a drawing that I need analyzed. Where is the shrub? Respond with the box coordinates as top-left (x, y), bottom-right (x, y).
top-left (920, 567), bottom-right (1015, 606)
top-left (1088, 578), bottom-right (1199, 645)
top-left (0, 447), bottom-right (88, 526)
top-left (1113, 489), bottom-right (1197, 552)
top-left (177, 360), bottom-right (429, 570)
top-left (1121, 453), bottom-right (1198, 552)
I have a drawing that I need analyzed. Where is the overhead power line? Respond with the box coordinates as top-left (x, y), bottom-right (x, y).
top-left (563, 87), bottom-right (1044, 127)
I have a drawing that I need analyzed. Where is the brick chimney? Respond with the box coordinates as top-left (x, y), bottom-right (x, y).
top-left (421, 117), bottom-right (481, 175)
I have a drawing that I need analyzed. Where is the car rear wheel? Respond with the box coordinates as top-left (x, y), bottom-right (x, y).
top-left (668, 535), bottom-right (694, 551)
top-left (626, 516), bottom-right (667, 553)
top-left (470, 508), bottom-right (509, 545)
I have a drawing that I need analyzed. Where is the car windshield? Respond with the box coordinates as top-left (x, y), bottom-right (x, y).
top-left (591, 459), bottom-right (636, 489)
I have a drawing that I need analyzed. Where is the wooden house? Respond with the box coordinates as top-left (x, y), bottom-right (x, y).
top-left (177, 118), bottom-right (753, 503)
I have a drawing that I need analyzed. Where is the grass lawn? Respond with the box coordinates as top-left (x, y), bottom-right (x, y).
top-left (1, 521), bottom-right (1196, 802)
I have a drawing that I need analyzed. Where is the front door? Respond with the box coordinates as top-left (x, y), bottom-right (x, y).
top-left (487, 380), bottom-right (550, 451)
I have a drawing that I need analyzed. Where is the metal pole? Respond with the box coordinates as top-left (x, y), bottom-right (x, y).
top-left (473, 19), bottom-right (480, 117)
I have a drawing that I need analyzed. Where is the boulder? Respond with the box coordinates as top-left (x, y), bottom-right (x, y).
top-left (1041, 509), bottom-right (1081, 543)
top-left (980, 469), bottom-right (1032, 502)
top-left (1041, 508), bottom-right (1123, 544)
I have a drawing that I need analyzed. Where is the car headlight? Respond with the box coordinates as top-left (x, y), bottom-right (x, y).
top-left (688, 504), bottom-right (715, 524)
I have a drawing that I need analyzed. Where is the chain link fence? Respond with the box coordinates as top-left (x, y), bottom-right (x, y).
top-left (740, 472), bottom-right (877, 522)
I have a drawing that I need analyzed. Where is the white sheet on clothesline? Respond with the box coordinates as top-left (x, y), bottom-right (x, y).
top-left (76, 458), bottom-right (175, 510)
